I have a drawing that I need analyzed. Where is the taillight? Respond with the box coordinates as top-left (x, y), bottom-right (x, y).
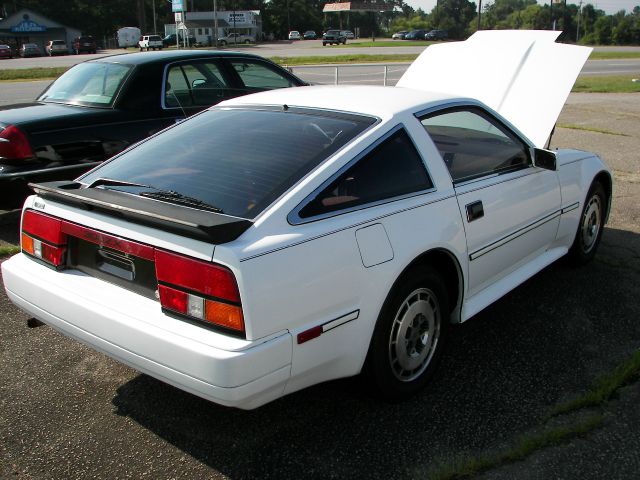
top-left (21, 210), bottom-right (67, 268)
top-left (155, 250), bottom-right (244, 334)
top-left (0, 125), bottom-right (34, 160)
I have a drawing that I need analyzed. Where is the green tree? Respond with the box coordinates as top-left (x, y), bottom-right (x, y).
top-left (430, 0), bottom-right (477, 39)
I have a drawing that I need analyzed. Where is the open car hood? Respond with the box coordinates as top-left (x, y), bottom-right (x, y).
top-left (397, 30), bottom-right (592, 147)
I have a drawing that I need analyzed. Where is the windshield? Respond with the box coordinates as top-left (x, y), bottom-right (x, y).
top-left (38, 62), bottom-right (131, 107)
top-left (80, 107), bottom-right (376, 219)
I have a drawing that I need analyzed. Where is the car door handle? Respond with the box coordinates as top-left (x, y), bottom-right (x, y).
top-left (466, 201), bottom-right (484, 222)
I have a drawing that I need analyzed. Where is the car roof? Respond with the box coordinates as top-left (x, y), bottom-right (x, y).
top-left (87, 50), bottom-right (267, 66)
top-left (220, 85), bottom-right (461, 119)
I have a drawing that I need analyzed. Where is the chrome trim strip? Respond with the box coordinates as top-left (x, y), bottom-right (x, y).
top-left (241, 193), bottom-right (455, 262)
top-left (322, 310), bottom-right (360, 333)
top-left (469, 209), bottom-right (562, 261)
top-left (561, 202), bottom-right (580, 214)
top-left (0, 162), bottom-right (102, 179)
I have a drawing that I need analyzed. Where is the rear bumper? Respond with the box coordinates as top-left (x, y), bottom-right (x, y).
top-left (2, 253), bottom-right (292, 409)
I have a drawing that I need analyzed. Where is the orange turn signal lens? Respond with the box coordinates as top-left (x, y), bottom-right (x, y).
top-left (205, 300), bottom-right (244, 332)
top-left (21, 233), bottom-right (34, 255)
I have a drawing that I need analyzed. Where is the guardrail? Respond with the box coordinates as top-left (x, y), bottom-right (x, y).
top-left (287, 63), bottom-right (412, 86)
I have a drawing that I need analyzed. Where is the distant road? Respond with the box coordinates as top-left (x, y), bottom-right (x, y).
top-left (0, 43), bottom-right (638, 106)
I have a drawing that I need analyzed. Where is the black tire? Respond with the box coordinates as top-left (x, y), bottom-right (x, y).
top-left (323, 42), bottom-right (327, 46)
top-left (244, 39), bottom-right (250, 44)
top-left (366, 266), bottom-right (449, 402)
top-left (568, 182), bottom-right (607, 265)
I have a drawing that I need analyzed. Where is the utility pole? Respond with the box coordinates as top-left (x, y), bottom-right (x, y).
top-left (576, 0), bottom-right (582, 41)
top-left (477, 0), bottom-right (482, 31)
top-left (152, 0), bottom-right (157, 35)
top-left (213, 0), bottom-right (218, 48)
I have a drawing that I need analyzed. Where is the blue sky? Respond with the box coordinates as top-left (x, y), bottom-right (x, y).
top-left (404, 0), bottom-right (639, 15)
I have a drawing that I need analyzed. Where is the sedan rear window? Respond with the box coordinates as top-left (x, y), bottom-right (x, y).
top-left (80, 107), bottom-right (376, 219)
top-left (38, 62), bottom-right (131, 107)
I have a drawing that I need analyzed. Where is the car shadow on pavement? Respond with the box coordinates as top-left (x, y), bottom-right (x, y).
top-left (109, 226), bottom-right (640, 479)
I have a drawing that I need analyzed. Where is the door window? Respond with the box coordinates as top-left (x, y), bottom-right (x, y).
top-left (420, 108), bottom-right (530, 183)
top-left (165, 61), bottom-right (229, 108)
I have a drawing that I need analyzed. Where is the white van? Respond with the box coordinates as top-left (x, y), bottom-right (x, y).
top-left (117, 27), bottom-right (141, 48)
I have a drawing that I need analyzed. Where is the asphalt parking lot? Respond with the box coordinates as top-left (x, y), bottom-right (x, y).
top-left (0, 93), bottom-right (639, 479)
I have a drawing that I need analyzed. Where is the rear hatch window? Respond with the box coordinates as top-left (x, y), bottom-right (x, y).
top-left (80, 107), bottom-right (376, 219)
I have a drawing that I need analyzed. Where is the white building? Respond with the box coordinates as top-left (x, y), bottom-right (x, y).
top-left (164, 10), bottom-right (263, 46)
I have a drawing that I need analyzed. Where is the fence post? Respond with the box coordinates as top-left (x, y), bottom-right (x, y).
top-left (383, 65), bottom-right (388, 86)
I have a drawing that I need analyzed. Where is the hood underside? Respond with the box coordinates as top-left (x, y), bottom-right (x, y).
top-left (397, 30), bottom-right (592, 148)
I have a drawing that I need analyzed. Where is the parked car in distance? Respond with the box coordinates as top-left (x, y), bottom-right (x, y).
top-left (341, 30), bottom-right (355, 39)
top-left (288, 30), bottom-right (301, 40)
top-left (0, 50), bottom-right (306, 205)
top-left (45, 40), bottom-right (68, 56)
top-left (0, 44), bottom-right (13, 58)
top-left (162, 33), bottom-right (196, 47)
top-left (139, 34), bottom-right (163, 51)
top-left (303, 30), bottom-right (317, 40)
top-left (2, 32), bottom-right (607, 410)
top-left (218, 33), bottom-right (255, 46)
top-left (425, 29), bottom-right (448, 40)
top-left (392, 30), bottom-right (409, 40)
top-left (404, 29), bottom-right (428, 40)
top-left (73, 36), bottom-right (97, 54)
top-left (322, 30), bottom-right (346, 45)
top-left (18, 43), bottom-right (41, 57)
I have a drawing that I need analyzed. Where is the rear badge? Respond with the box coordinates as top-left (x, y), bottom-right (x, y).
top-left (33, 199), bottom-right (45, 210)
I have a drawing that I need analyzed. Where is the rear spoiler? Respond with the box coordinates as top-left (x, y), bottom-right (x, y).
top-left (29, 181), bottom-right (253, 244)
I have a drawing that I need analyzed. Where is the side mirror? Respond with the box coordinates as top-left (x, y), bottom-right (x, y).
top-left (533, 148), bottom-right (557, 171)
top-left (192, 79), bottom-right (206, 88)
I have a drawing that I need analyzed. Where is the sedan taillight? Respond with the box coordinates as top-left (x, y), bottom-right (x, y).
top-left (0, 125), bottom-right (34, 160)
top-left (21, 210), bottom-right (67, 268)
top-left (155, 250), bottom-right (244, 334)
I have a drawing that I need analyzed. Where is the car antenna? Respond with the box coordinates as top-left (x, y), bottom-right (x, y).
top-left (282, 104), bottom-right (289, 111)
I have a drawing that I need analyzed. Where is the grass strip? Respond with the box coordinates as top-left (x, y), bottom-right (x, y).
top-left (572, 75), bottom-right (640, 93)
top-left (549, 350), bottom-right (640, 417)
top-left (557, 124), bottom-right (629, 136)
top-left (429, 414), bottom-right (604, 480)
top-left (589, 51), bottom-right (640, 60)
top-left (270, 54), bottom-right (419, 65)
top-left (0, 67), bottom-right (69, 82)
top-left (0, 245), bottom-right (20, 257)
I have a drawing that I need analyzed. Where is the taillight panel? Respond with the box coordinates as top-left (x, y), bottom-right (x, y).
top-left (21, 209), bottom-right (245, 335)
top-left (0, 124), bottom-right (34, 160)
top-left (155, 250), bottom-right (244, 334)
top-left (21, 210), bottom-right (67, 268)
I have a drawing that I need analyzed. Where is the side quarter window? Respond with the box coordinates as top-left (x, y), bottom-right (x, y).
top-left (230, 60), bottom-right (296, 89)
top-left (299, 128), bottom-right (433, 219)
top-left (420, 108), bottom-right (530, 183)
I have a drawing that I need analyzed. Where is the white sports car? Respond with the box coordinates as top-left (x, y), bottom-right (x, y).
top-left (3, 31), bottom-right (611, 409)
